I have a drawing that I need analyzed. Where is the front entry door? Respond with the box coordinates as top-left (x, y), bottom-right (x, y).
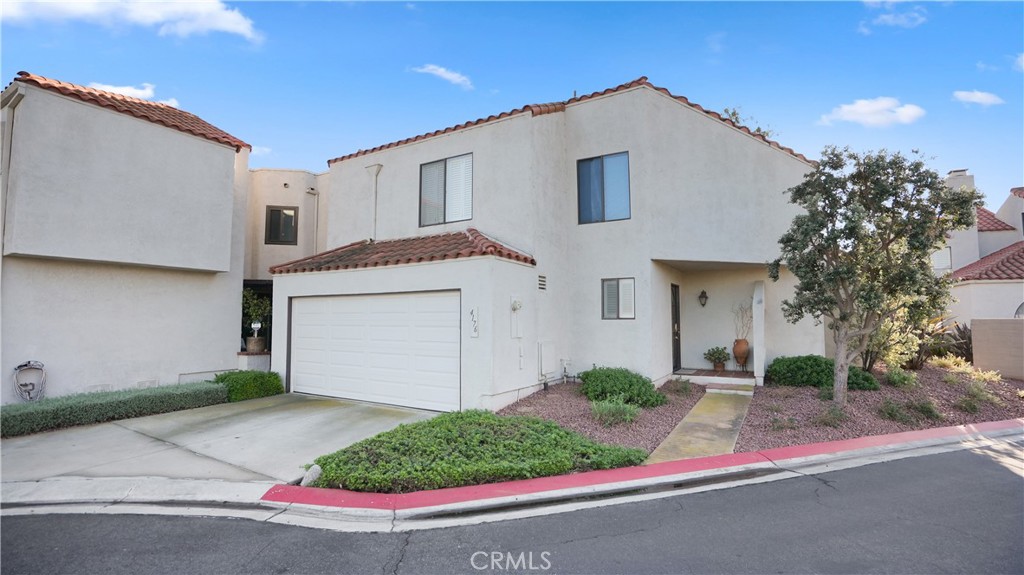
top-left (671, 284), bottom-right (681, 372)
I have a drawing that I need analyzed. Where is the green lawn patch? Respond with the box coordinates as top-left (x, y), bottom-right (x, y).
top-left (313, 410), bottom-right (647, 493)
top-left (1, 381), bottom-right (228, 438)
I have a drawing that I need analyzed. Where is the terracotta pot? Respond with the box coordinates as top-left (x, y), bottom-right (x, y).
top-left (246, 337), bottom-right (266, 353)
top-left (713, 362), bottom-right (725, 372)
top-left (733, 338), bottom-right (750, 369)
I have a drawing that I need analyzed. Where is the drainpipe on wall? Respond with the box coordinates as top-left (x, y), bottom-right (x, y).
top-left (366, 164), bottom-right (383, 240)
top-left (306, 187), bottom-right (319, 254)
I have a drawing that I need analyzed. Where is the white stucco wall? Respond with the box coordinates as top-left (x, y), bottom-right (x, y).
top-left (995, 193), bottom-right (1023, 235)
top-left (246, 169), bottom-right (327, 280)
top-left (271, 257), bottom-right (540, 411)
top-left (0, 84), bottom-right (248, 404)
top-left (979, 229), bottom-right (1022, 258)
top-left (2, 84), bottom-right (235, 272)
top-left (0, 148), bottom-right (249, 404)
top-left (949, 281), bottom-right (1024, 325)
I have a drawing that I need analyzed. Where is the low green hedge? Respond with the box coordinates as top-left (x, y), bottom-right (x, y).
top-left (578, 367), bottom-right (667, 408)
top-left (213, 370), bottom-right (284, 402)
top-left (766, 355), bottom-right (879, 391)
top-left (1, 382), bottom-right (228, 438)
top-left (313, 410), bottom-right (647, 493)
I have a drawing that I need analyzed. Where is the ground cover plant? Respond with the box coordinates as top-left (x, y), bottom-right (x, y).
top-left (312, 410), bottom-right (647, 493)
top-left (591, 396), bottom-right (640, 427)
top-left (0, 381), bottom-right (228, 438)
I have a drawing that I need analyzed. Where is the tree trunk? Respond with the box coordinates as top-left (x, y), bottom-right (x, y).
top-left (833, 327), bottom-right (850, 407)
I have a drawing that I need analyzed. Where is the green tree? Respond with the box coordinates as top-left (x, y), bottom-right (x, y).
top-left (768, 147), bottom-right (980, 407)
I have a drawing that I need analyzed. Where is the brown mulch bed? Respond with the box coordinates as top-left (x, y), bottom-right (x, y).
top-left (735, 364), bottom-right (1024, 453)
top-left (497, 379), bottom-right (705, 454)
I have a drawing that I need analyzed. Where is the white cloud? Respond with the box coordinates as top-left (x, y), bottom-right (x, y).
top-left (872, 6), bottom-right (927, 28)
top-left (88, 81), bottom-right (178, 107)
top-left (250, 146), bottom-right (272, 156)
top-left (953, 90), bottom-right (1004, 106)
top-left (819, 97), bottom-right (926, 127)
top-left (857, 21), bottom-right (872, 35)
top-left (705, 32), bottom-right (726, 54)
top-left (412, 64), bottom-right (473, 90)
top-left (2, 0), bottom-right (262, 43)
top-left (975, 61), bottom-right (998, 72)
top-left (1015, 53), bottom-right (1024, 72)
top-left (89, 81), bottom-right (156, 99)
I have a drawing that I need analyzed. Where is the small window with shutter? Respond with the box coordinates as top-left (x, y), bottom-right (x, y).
top-left (602, 278), bottom-right (635, 320)
top-left (420, 153), bottom-right (473, 226)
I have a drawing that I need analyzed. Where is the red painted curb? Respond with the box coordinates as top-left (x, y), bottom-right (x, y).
top-left (261, 418), bottom-right (1023, 511)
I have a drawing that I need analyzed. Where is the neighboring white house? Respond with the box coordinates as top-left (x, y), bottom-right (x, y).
top-left (0, 72), bottom-right (250, 404)
top-left (269, 77), bottom-right (826, 411)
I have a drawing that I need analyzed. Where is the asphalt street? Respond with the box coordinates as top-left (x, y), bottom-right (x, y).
top-left (3, 442), bottom-right (1022, 575)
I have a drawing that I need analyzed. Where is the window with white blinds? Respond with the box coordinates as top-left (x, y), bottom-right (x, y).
top-left (602, 277), bottom-right (635, 320)
top-left (420, 153), bottom-right (473, 226)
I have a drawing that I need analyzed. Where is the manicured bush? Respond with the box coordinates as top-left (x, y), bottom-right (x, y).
top-left (578, 367), bottom-right (667, 408)
top-left (886, 367), bottom-right (917, 388)
top-left (766, 355), bottom-right (878, 391)
top-left (313, 410), bottom-right (647, 493)
top-left (591, 396), bottom-right (640, 427)
top-left (0, 382), bottom-right (228, 438)
top-left (213, 370), bottom-right (284, 402)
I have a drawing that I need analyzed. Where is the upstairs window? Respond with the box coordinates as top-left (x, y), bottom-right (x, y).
top-left (578, 152), bottom-right (630, 224)
top-left (930, 247), bottom-right (952, 273)
top-left (265, 206), bottom-right (298, 245)
top-left (602, 278), bottom-right (635, 320)
top-left (420, 153), bottom-right (473, 226)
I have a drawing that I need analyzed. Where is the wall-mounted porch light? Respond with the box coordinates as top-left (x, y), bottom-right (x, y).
top-left (698, 290), bottom-right (708, 307)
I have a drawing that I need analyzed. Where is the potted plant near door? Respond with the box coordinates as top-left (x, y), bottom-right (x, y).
top-left (242, 288), bottom-right (273, 353)
top-left (703, 346), bottom-right (730, 372)
top-left (732, 302), bottom-right (752, 371)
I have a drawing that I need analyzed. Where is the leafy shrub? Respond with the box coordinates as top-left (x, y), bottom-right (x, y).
top-left (1, 382), bottom-right (228, 438)
top-left (886, 368), bottom-right (917, 388)
top-left (814, 405), bottom-right (848, 428)
top-left (878, 399), bottom-right (915, 424)
top-left (906, 399), bottom-right (942, 421)
top-left (213, 370), bottom-right (284, 402)
top-left (970, 370), bottom-right (1001, 384)
top-left (946, 322), bottom-right (973, 363)
top-left (964, 382), bottom-right (1002, 406)
top-left (929, 355), bottom-right (972, 372)
top-left (766, 355), bottom-right (878, 390)
top-left (591, 396), bottom-right (640, 427)
top-left (578, 367), bottom-right (667, 408)
top-left (313, 410), bottom-right (647, 493)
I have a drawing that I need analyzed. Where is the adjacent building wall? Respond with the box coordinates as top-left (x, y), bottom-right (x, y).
top-left (949, 281), bottom-right (1024, 324)
top-left (0, 86), bottom-right (248, 404)
top-left (972, 319), bottom-right (1024, 380)
top-left (246, 169), bottom-right (326, 280)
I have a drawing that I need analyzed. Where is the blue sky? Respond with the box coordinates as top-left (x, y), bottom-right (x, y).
top-left (3, 1), bottom-right (1022, 208)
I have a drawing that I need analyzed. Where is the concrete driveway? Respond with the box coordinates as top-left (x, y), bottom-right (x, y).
top-left (1, 394), bottom-right (434, 484)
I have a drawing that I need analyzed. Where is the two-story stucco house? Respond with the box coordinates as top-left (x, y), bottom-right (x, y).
top-left (0, 72), bottom-right (250, 404)
top-left (269, 77), bottom-right (826, 412)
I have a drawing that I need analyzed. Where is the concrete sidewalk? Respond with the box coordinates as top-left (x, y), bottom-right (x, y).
top-left (646, 389), bottom-right (752, 463)
top-left (1, 394), bottom-right (432, 484)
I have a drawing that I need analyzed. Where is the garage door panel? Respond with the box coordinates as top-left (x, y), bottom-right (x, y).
top-left (291, 291), bottom-right (461, 411)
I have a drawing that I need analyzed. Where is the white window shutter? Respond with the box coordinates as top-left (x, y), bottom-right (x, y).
top-left (618, 278), bottom-right (635, 319)
top-left (602, 280), bottom-right (619, 319)
top-left (420, 160), bottom-right (445, 225)
top-left (445, 154), bottom-right (473, 222)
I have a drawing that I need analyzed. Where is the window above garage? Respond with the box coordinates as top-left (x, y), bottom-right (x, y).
top-left (266, 206), bottom-right (298, 245)
top-left (420, 154), bottom-right (473, 227)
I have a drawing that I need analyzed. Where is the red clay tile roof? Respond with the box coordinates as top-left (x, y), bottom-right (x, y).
top-left (270, 228), bottom-right (536, 274)
top-left (977, 206), bottom-right (1016, 232)
top-left (327, 76), bottom-right (811, 166)
top-left (1013, 187), bottom-right (1024, 199)
top-left (9, 71), bottom-right (250, 151)
top-left (952, 241), bottom-right (1024, 281)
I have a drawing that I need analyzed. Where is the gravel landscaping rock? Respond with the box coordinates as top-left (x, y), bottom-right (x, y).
top-left (735, 364), bottom-right (1024, 453)
top-left (497, 379), bottom-right (705, 454)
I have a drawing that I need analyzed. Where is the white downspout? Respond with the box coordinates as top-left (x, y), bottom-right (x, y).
top-left (306, 187), bottom-right (319, 254)
top-left (366, 164), bottom-right (383, 240)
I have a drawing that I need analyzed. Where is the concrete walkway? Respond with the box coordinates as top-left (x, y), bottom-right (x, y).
top-left (645, 387), bottom-right (754, 464)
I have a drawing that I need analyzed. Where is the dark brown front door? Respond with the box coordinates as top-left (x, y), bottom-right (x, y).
top-left (671, 284), bottom-right (681, 372)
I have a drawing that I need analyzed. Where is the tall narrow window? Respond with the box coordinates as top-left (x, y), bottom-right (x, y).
top-left (578, 152), bottom-right (630, 224)
top-left (420, 153), bottom-right (473, 226)
top-left (602, 278), bottom-right (635, 320)
top-left (265, 206), bottom-right (298, 245)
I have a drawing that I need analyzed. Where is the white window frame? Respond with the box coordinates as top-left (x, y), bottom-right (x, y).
top-left (419, 153), bottom-right (473, 227)
top-left (930, 246), bottom-right (952, 273)
top-left (578, 151), bottom-right (631, 225)
top-left (602, 278), bottom-right (635, 320)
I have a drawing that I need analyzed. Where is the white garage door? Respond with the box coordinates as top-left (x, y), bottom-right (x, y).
top-left (290, 291), bottom-right (461, 411)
